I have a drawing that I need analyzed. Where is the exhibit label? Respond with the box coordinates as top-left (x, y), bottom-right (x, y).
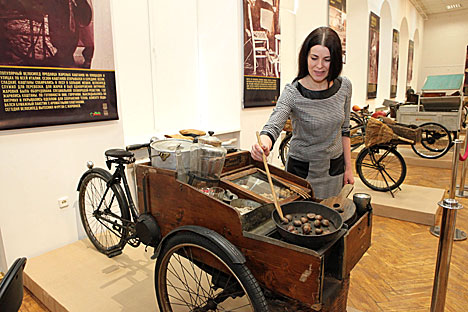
top-left (0, 66), bottom-right (117, 130)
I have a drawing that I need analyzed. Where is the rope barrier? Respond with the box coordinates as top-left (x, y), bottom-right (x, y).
top-left (459, 141), bottom-right (468, 161)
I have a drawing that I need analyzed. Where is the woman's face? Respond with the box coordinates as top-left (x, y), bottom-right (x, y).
top-left (307, 45), bottom-right (331, 83)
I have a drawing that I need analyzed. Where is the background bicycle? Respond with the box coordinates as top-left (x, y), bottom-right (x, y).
top-left (351, 104), bottom-right (453, 159)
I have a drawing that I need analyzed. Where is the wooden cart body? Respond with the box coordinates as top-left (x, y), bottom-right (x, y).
top-left (135, 151), bottom-right (372, 311)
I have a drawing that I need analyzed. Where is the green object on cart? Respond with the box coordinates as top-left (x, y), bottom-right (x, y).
top-left (422, 74), bottom-right (464, 91)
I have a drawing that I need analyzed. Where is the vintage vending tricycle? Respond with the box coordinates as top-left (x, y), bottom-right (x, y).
top-left (133, 136), bottom-right (373, 312)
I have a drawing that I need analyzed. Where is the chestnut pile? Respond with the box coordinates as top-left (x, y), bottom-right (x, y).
top-left (281, 213), bottom-right (335, 235)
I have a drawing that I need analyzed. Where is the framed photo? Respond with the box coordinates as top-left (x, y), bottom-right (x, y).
top-left (390, 29), bottom-right (399, 98)
top-left (367, 12), bottom-right (380, 99)
top-left (328, 0), bottom-right (347, 63)
top-left (0, 0), bottom-right (118, 131)
top-left (406, 40), bottom-right (414, 89)
top-left (243, 0), bottom-right (281, 108)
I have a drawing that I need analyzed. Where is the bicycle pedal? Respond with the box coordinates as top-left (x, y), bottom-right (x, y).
top-left (106, 248), bottom-right (123, 258)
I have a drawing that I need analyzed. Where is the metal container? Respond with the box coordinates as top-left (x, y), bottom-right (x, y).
top-left (150, 139), bottom-right (193, 170)
top-left (353, 193), bottom-right (371, 216)
top-left (272, 201), bottom-right (344, 249)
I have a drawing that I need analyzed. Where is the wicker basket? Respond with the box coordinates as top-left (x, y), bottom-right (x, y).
top-left (350, 127), bottom-right (364, 146)
top-left (283, 118), bottom-right (293, 132)
top-left (380, 118), bottom-right (421, 144)
top-left (365, 118), bottom-right (418, 147)
top-left (364, 118), bottom-right (393, 147)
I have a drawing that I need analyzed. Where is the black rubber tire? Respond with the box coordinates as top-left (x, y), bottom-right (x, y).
top-left (356, 145), bottom-right (407, 192)
top-left (411, 122), bottom-right (452, 159)
top-left (350, 116), bottom-right (365, 148)
top-left (279, 132), bottom-right (292, 166)
top-left (78, 171), bottom-right (129, 255)
top-left (155, 232), bottom-right (269, 312)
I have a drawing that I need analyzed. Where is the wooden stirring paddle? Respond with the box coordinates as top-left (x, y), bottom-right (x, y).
top-left (256, 132), bottom-right (284, 220)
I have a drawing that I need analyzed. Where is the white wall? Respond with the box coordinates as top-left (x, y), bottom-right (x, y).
top-left (1, 0), bottom-right (427, 265)
top-left (418, 9), bottom-right (468, 91)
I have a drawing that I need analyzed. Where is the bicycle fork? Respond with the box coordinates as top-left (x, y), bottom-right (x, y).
top-left (369, 148), bottom-right (401, 197)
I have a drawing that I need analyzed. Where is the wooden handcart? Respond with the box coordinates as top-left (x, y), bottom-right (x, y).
top-left (134, 151), bottom-right (372, 311)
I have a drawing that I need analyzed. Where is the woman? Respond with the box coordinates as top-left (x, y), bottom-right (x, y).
top-left (251, 26), bottom-right (354, 200)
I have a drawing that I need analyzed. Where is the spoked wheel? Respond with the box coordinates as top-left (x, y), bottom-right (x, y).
top-left (356, 145), bottom-right (407, 192)
top-left (350, 116), bottom-right (365, 148)
top-left (78, 171), bottom-right (129, 256)
top-left (411, 122), bottom-right (452, 159)
top-left (279, 132), bottom-right (292, 166)
top-left (155, 232), bottom-right (268, 312)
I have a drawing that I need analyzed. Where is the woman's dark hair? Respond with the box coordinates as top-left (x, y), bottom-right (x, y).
top-left (295, 27), bottom-right (343, 82)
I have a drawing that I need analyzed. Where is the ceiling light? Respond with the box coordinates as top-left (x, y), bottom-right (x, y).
top-left (446, 3), bottom-right (462, 10)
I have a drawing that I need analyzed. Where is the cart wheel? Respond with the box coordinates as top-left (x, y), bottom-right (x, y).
top-left (356, 145), bottom-right (406, 192)
top-left (78, 171), bottom-right (129, 256)
top-left (411, 122), bottom-right (452, 159)
top-left (279, 132), bottom-right (292, 166)
top-left (155, 232), bottom-right (268, 312)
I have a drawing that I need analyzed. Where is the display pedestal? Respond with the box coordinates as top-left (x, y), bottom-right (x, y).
top-left (24, 239), bottom-right (364, 311)
top-left (352, 179), bottom-right (444, 225)
top-left (24, 239), bottom-right (157, 312)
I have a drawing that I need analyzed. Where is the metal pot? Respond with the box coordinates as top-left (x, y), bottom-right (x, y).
top-left (272, 201), bottom-right (344, 249)
top-left (353, 193), bottom-right (372, 216)
top-left (150, 139), bottom-right (193, 170)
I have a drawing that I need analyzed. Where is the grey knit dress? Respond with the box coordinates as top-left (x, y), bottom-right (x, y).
top-left (261, 77), bottom-right (352, 199)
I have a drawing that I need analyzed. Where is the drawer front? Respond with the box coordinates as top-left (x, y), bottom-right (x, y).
top-left (344, 212), bottom-right (372, 275)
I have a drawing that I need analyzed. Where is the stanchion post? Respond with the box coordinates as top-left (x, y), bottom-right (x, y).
top-left (430, 140), bottom-right (463, 312)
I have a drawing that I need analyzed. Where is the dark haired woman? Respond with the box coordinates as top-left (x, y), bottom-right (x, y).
top-left (251, 26), bottom-right (354, 199)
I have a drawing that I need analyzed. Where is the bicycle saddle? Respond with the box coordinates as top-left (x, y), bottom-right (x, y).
top-left (105, 149), bottom-right (134, 159)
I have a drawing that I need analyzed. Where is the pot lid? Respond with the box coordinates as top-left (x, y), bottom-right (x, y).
top-left (198, 131), bottom-right (222, 147)
top-left (150, 139), bottom-right (193, 152)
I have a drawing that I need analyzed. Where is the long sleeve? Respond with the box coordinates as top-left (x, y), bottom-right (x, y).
top-left (341, 77), bottom-right (352, 137)
top-left (260, 84), bottom-right (295, 145)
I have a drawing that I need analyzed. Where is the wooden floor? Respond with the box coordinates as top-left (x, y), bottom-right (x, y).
top-left (348, 163), bottom-right (468, 312)
top-left (18, 162), bottom-right (468, 312)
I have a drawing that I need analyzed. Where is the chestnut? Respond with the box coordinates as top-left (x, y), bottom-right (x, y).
top-left (315, 228), bottom-right (323, 234)
top-left (306, 213), bottom-right (316, 220)
top-left (293, 220), bottom-right (302, 227)
top-left (322, 219), bottom-right (330, 227)
top-left (302, 225), bottom-right (311, 234)
top-left (287, 225), bottom-right (295, 232)
top-left (291, 230), bottom-right (299, 234)
top-left (323, 229), bottom-right (331, 234)
top-left (314, 220), bottom-right (321, 227)
top-left (300, 217), bottom-right (308, 224)
top-left (285, 214), bottom-right (293, 222)
top-left (315, 215), bottom-right (323, 221)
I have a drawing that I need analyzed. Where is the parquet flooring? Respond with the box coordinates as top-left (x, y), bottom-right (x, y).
top-left (14, 162), bottom-right (468, 312)
top-left (348, 163), bottom-right (468, 312)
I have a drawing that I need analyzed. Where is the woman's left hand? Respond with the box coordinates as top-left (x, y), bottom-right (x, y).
top-left (343, 168), bottom-right (355, 185)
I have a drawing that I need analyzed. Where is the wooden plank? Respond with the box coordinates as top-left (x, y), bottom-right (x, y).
top-left (344, 212), bottom-right (372, 275)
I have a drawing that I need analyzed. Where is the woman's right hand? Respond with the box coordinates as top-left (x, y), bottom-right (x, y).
top-left (250, 134), bottom-right (272, 161)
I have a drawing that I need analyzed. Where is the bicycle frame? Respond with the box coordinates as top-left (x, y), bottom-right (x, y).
top-left (89, 161), bottom-right (140, 242)
top-left (108, 161), bottom-right (140, 220)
